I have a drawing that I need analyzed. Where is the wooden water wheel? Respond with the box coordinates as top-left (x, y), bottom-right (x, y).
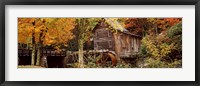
top-left (96, 51), bottom-right (117, 67)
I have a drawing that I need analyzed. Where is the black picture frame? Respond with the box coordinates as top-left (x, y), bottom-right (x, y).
top-left (0, 0), bottom-right (199, 86)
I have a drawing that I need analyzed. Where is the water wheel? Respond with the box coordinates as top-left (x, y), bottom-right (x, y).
top-left (96, 51), bottom-right (117, 67)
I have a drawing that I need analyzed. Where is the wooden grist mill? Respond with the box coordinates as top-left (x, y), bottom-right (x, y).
top-left (92, 18), bottom-right (142, 65)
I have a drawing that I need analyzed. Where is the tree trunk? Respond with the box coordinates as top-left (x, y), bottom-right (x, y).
top-left (36, 43), bottom-right (41, 66)
top-left (78, 39), bottom-right (84, 68)
top-left (36, 29), bottom-right (46, 66)
top-left (31, 32), bottom-right (36, 65)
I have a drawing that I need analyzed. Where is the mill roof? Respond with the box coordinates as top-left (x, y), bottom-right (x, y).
top-left (94, 18), bottom-right (141, 38)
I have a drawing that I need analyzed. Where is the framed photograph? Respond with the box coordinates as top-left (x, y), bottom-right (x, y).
top-left (0, 0), bottom-right (199, 86)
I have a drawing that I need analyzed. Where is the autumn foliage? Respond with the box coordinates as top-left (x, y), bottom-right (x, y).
top-left (18, 18), bottom-right (75, 48)
top-left (122, 18), bottom-right (182, 68)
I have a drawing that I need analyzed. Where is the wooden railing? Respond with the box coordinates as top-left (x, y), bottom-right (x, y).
top-left (18, 49), bottom-right (66, 57)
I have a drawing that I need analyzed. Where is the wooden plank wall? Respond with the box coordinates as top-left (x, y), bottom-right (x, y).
top-left (114, 33), bottom-right (141, 58)
top-left (94, 28), bottom-right (115, 51)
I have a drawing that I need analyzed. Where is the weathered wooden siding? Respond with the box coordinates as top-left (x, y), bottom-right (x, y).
top-left (94, 28), bottom-right (115, 51)
top-left (113, 33), bottom-right (141, 58)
